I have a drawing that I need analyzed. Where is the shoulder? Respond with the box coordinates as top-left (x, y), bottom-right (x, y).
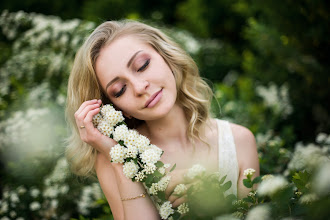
top-left (229, 123), bottom-right (256, 149)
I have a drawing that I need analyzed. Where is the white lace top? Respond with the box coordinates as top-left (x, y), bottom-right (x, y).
top-left (216, 119), bottom-right (239, 196)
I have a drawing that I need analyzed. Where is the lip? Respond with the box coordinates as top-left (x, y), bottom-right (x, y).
top-left (145, 89), bottom-right (163, 108)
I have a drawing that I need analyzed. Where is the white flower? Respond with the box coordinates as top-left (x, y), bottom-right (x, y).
top-left (124, 129), bottom-right (140, 146)
top-left (92, 113), bottom-right (102, 127)
top-left (135, 171), bottom-right (146, 182)
top-left (100, 104), bottom-right (115, 116)
top-left (158, 167), bottom-right (166, 175)
top-left (299, 193), bottom-right (318, 204)
top-left (257, 175), bottom-right (288, 197)
top-left (113, 124), bottom-right (129, 142)
top-left (9, 210), bottom-right (16, 218)
top-left (135, 135), bottom-right (150, 153)
top-left (174, 184), bottom-right (187, 195)
top-left (148, 144), bottom-right (163, 155)
top-left (159, 201), bottom-right (174, 219)
top-left (316, 133), bottom-right (328, 143)
top-left (245, 204), bottom-right (271, 220)
top-left (110, 144), bottom-right (127, 163)
top-left (123, 161), bottom-right (139, 179)
top-left (261, 174), bottom-right (274, 181)
top-left (157, 176), bottom-right (171, 192)
top-left (313, 162), bottom-right (330, 195)
top-left (126, 145), bottom-right (138, 159)
top-left (243, 168), bottom-right (256, 178)
top-left (164, 164), bottom-right (171, 169)
top-left (0, 217), bottom-right (10, 220)
top-left (30, 201), bottom-right (41, 211)
top-left (177, 203), bottom-right (189, 215)
top-left (103, 110), bottom-right (125, 126)
top-left (30, 188), bottom-right (40, 198)
top-left (97, 120), bottom-right (114, 137)
top-left (143, 163), bottom-right (157, 174)
top-left (140, 148), bottom-right (162, 164)
top-left (186, 164), bottom-right (206, 179)
top-left (0, 201), bottom-right (8, 213)
top-left (17, 186), bottom-right (26, 194)
top-left (288, 142), bottom-right (330, 171)
top-left (10, 192), bottom-right (19, 203)
top-left (149, 176), bottom-right (171, 195)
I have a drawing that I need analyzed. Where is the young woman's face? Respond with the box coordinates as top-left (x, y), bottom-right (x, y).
top-left (95, 36), bottom-right (177, 121)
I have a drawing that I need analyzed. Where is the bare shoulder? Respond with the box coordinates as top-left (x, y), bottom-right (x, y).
top-left (229, 122), bottom-right (259, 171)
top-left (229, 123), bottom-right (256, 149)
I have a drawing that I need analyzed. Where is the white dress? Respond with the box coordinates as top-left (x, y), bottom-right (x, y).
top-left (216, 119), bottom-right (239, 196)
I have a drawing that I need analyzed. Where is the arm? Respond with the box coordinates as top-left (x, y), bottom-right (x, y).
top-left (230, 123), bottom-right (260, 199)
top-left (76, 100), bottom-right (160, 219)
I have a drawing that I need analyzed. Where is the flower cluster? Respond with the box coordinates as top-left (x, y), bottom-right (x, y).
top-left (93, 104), bottom-right (184, 219)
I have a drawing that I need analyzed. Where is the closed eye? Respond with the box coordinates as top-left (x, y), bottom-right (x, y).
top-left (114, 85), bottom-right (126, 98)
top-left (137, 59), bottom-right (150, 72)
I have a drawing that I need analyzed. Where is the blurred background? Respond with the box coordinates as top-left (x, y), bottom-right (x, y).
top-left (0, 0), bottom-right (329, 219)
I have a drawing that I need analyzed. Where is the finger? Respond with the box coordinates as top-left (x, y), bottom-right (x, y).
top-left (83, 107), bottom-right (101, 130)
top-left (75, 99), bottom-right (99, 117)
top-left (172, 196), bottom-right (187, 208)
top-left (75, 103), bottom-right (101, 125)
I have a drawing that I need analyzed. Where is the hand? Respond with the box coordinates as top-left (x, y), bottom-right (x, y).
top-left (165, 169), bottom-right (193, 208)
top-left (74, 99), bottom-right (117, 156)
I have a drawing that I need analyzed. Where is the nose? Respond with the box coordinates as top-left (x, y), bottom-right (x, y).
top-left (132, 77), bottom-right (150, 96)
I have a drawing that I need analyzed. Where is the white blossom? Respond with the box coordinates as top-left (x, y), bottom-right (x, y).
top-left (159, 201), bottom-right (174, 219)
top-left (158, 167), bottom-right (166, 175)
top-left (186, 164), bottom-right (206, 179)
top-left (110, 144), bottom-right (127, 163)
top-left (245, 204), bottom-right (271, 220)
top-left (135, 134), bottom-right (151, 153)
top-left (143, 163), bottom-right (157, 174)
top-left (140, 148), bottom-right (162, 164)
top-left (113, 124), bottom-right (129, 142)
top-left (30, 188), bottom-right (40, 198)
top-left (126, 145), bottom-right (138, 159)
top-left (243, 168), bottom-right (256, 178)
top-left (299, 193), bottom-right (318, 204)
top-left (97, 120), bottom-right (114, 137)
top-left (30, 201), bottom-right (41, 211)
top-left (123, 129), bottom-right (140, 146)
top-left (288, 142), bottom-right (330, 171)
top-left (103, 110), bottom-right (125, 126)
top-left (313, 162), bottom-right (330, 195)
top-left (135, 171), bottom-right (146, 182)
top-left (177, 203), bottom-right (189, 215)
top-left (174, 184), bottom-right (187, 195)
top-left (92, 113), bottom-right (102, 127)
top-left (123, 161), bottom-right (139, 179)
top-left (258, 175), bottom-right (288, 197)
top-left (17, 186), bottom-right (27, 194)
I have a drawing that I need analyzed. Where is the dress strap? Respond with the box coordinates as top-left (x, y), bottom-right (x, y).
top-left (217, 119), bottom-right (239, 197)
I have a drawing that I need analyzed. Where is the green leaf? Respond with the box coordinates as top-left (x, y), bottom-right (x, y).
top-left (158, 191), bottom-right (166, 201)
top-left (219, 175), bottom-right (227, 184)
top-left (155, 161), bottom-right (164, 168)
top-left (172, 212), bottom-right (181, 220)
top-left (243, 179), bottom-right (253, 188)
top-left (222, 181), bottom-right (232, 191)
top-left (170, 163), bottom-right (176, 172)
top-left (118, 140), bottom-right (124, 146)
top-left (145, 174), bottom-right (154, 187)
top-left (153, 170), bottom-right (163, 178)
top-left (252, 176), bottom-right (262, 184)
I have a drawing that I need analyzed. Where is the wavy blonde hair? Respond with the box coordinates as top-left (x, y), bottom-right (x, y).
top-left (66, 20), bottom-right (213, 177)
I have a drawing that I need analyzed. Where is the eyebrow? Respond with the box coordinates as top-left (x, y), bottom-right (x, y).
top-left (105, 50), bottom-right (143, 92)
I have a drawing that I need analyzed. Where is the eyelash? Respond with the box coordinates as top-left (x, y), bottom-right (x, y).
top-left (114, 59), bottom-right (150, 98)
top-left (137, 59), bottom-right (150, 72)
top-left (114, 85), bottom-right (126, 98)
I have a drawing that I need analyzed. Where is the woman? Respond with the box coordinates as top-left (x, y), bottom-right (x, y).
top-left (66, 20), bottom-right (259, 219)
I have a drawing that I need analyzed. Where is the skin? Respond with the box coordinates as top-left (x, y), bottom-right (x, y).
top-left (74, 36), bottom-right (259, 219)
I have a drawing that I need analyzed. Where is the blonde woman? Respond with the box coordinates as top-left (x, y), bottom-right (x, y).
top-left (66, 20), bottom-right (259, 219)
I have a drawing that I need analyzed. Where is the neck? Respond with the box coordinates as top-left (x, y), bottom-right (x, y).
top-left (142, 104), bottom-right (190, 150)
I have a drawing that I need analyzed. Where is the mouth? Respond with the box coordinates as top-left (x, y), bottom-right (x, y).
top-left (145, 89), bottom-right (163, 108)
